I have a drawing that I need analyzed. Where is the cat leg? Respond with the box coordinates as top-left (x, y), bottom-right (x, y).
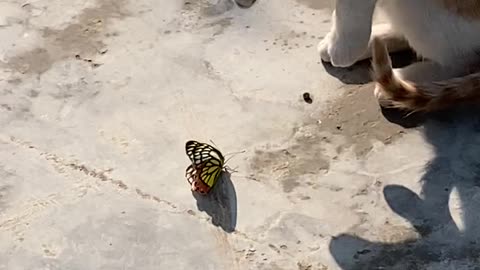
top-left (357, 23), bottom-right (410, 62)
top-left (318, 0), bottom-right (377, 67)
top-left (321, 22), bottom-right (410, 65)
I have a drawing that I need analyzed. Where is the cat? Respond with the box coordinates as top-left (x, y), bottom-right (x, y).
top-left (319, 0), bottom-right (480, 112)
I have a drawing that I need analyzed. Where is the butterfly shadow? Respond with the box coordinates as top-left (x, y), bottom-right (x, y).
top-left (191, 171), bottom-right (237, 233)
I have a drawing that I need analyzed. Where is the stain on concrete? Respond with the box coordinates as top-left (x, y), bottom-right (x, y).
top-left (250, 84), bottom-right (404, 192)
top-left (202, 17), bottom-right (233, 36)
top-left (250, 131), bottom-right (330, 193)
top-left (28, 90), bottom-right (39, 98)
top-left (4, 0), bottom-right (129, 75)
top-left (267, 30), bottom-right (318, 54)
top-left (296, 0), bottom-right (334, 10)
top-left (176, 0), bottom-right (236, 34)
top-left (0, 97), bottom-right (33, 125)
top-left (6, 48), bottom-right (52, 74)
top-left (202, 0), bottom-right (235, 17)
top-left (319, 84), bottom-right (406, 157)
top-left (7, 78), bottom-right (22, 85)
top-left (49, 76), bottom-right (102, 103)
top-left (43, 0), bottom-right (128, 55)
top-left (0, 166), bottom-right (16, 212)
top-left (183, 0), bottom-right (234, 17)
top-left (0, 185), bottom-right (13, 212)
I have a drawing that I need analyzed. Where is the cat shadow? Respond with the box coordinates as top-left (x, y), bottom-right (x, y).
top-left (191, 171), bottom-right (238, 233)
top-left (234, 0), bottom-right (256, 8)
top-left (329, 106), bottom-right (480, 269)
top-left (379, 107), bottom-right (426, 128)
top-left (322, 49), bottom-right (417, 85)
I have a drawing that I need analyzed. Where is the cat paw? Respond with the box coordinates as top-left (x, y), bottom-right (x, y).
top-left (317, 32), bottom-right (368, 67)
top-left (318, 35), bottom-right (332, 63)
top-left (318, 33), bottom-right (367, 68)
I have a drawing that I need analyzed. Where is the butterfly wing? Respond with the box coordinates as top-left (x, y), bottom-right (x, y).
top-left (185, 140), bottom-right (225, 194)
top-left (185, 140), bottom-right (225, 165)
top-left (185, 164), bottom-right (196, 185)
top-left (185, 163), bottom-right (212, 194)
top-left (185, 140), bottom-right (201, 164)
top-left (198, 158), bottom-right (223, 188)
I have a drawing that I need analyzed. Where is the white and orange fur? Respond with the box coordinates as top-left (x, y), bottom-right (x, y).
top-left (319, 0), bottom-right (480, 112)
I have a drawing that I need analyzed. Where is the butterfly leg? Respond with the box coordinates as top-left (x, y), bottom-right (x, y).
top-left (224, 165), bottom-right (239, 174)
top-left (190, 181), bottom-right (197, 191)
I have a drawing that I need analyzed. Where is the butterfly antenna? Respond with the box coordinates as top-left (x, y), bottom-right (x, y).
top-left (224, 150), bottom-right (246, 165)
top-left (208, 139), bottom-right (245, 164)
top-left (209, 139), bottom-right (219, 148)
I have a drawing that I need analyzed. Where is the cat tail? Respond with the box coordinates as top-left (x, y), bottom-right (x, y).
top-left (371, 37), bottom-right (480, 112)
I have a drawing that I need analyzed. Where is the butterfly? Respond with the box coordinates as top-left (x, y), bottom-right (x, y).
top-left (185, 140), bottom-right (225, 195)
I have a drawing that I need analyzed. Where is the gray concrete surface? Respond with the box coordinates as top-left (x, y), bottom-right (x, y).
top-left (1, 0), bottom-right (480, 269)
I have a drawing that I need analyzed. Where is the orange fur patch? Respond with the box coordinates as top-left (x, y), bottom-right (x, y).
top-left (371, 37), bottom-right (480, 112)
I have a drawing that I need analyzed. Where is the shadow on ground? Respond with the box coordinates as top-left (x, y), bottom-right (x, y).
top-left (234, 0), bottom-right (257, 8)
top-left (192, 171), bottom-right (238, 232)
top-left (323, 49), bottom-right (417, 85)
top-left (330, 107), bottom-right (480, 269)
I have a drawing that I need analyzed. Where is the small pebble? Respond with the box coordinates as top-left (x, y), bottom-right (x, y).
top-left (303, 92), bottom-right (313, 104)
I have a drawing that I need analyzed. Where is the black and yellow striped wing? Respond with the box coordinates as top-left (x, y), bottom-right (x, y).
top-left (185, 140), bottom-right (225, 165)
top-left (198, 158), bottom-right (223, 188)
top-left (185, 140), bottom-right (225, 193)
top-left (185, 164), bottom-right (196, 186)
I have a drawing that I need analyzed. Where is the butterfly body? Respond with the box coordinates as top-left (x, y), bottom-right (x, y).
top-left (185, 140), bottom-right (225, 194)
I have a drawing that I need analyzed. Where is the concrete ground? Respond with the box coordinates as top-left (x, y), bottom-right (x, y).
top-left (2, 0), bottom-right (480, 269)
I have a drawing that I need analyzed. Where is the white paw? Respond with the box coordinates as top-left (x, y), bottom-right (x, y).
top-left (318, 34), bottom-right (332, 63)
top-left (318, 33), bottom-right (367, 68)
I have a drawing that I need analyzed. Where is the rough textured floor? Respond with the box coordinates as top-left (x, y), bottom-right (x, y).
top-left (2, 0), bottom-right (480, 269)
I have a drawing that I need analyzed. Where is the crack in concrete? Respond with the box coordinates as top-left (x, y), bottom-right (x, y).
top-left (2, 135), bottom-right (182, 211)
top-left (0, 134), bottom-right (261, 245)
